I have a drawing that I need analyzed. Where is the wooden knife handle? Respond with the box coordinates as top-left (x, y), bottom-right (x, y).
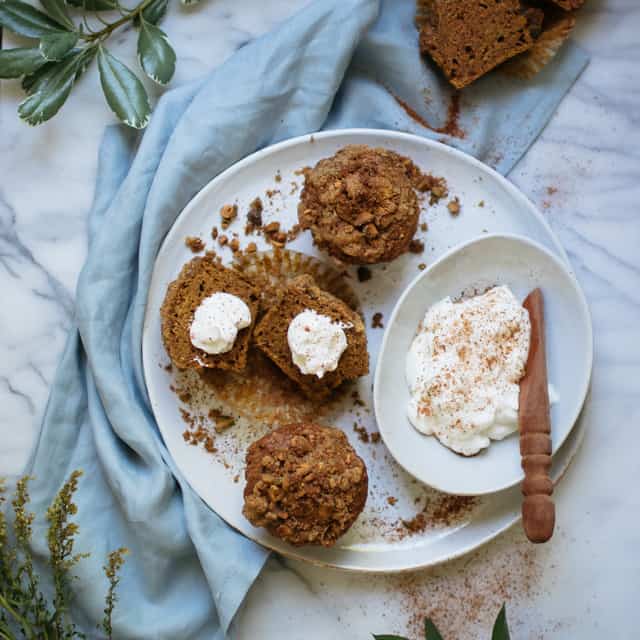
top-left (520, 289), bottom-right (555, 543)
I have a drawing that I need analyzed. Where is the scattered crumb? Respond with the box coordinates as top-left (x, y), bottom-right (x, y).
top-left (387, 496), bottom-right (398, 506)
top-left (246, 197), bottom-right (263, 233)
top-left (418, 263), bottom-right (426, 271)
top-left (164, 363), bottom-right (172, 372)
top-left (409, 239), bottom-right (424, 254)
top-left (351, 390), bottom-right (366, 408)
top-left (211, 226), bottom-right (219, 240)
top-left (353, 422), bottom-right (370, 443)
top-left (402, 512), bottom-right (427, 533)
top-left (185, 236), bottom-right (205, 253)
top-left (220, 204), bottom-right (238, 229)
top-left (428, 182), bottom-right (449, 205)
top-left (546, 186), bottom-right (558, 196)
top-left (246, 242), bottom-right (257, 253)
top-left (542, 201), bottom-right (551, 209)
top-left (233, 474), bottom-right (240, 483)
top-left (357, 266), bottom-right (372, 283)
top-left (218, 234), bottom-right (228, 247)
top-left (275, 172), bottom-right (282, 183)
top-left (208, 408), bottom-right (236, 434)
top-left (264, 221), bottom-right (280, 234)
top-left (372, 312), bottom-right (384, 329)
top-left (371, 432), bottom-right (381, 444)
top-left (478, 200), bottom-right (485, 208)
top-left (420, 222), bottom-right (428, 232)
top-left (447, 197), bottom-right (461, 216)
top-left (230, 237), bottom-right (240, 252)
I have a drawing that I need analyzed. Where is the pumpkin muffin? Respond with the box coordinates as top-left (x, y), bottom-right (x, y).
top-left (243, 423), bottom-right (368, 547)
top-left (298, 145), bottom-right (421, 264)
top-left (418, 0), bottom-right (537, 89)
top-left (253, 274), bottom-right (369, 399)
top-left (161, 255), bottom-right (259, 372)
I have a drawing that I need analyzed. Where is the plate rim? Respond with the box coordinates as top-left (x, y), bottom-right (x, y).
top-left (142, 128), bottom-right (588, 572)
top-left (373, 232), bottom-right (593, 496)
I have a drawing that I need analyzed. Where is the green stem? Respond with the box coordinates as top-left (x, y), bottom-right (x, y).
top-left (0, 593), bottom-right (35, 639)
top-left (82, 0), bottom-right (156, 43)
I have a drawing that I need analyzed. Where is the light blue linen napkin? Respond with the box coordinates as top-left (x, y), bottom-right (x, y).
top-left (23, 0), bottom-right (588, 637)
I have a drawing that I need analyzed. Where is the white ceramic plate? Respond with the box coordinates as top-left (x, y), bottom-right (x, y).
top-left (142, 129), bottom-right (590, 572)
top-left (375, 234), bottom-right (592, 496)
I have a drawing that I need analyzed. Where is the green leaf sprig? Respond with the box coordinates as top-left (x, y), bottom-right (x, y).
top-left (0, 471), bottom-right (128, 639)
top-left (0, 0), bottom-right (187, 128)
top-left (373, 604), bottom-right (511, 640)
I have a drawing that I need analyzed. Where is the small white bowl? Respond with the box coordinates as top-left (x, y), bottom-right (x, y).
top-left (374, 233), bottom-right (593, 496)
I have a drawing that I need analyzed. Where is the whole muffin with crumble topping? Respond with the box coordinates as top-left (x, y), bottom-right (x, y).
top-left (298, 145), bottom-right (421, 264)
top-left (243, 423), bottom-right (368, 546)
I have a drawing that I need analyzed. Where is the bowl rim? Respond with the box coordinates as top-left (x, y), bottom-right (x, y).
top-left (373, 232), bottom-right (594, 496)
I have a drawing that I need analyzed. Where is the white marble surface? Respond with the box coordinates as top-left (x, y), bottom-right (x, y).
top-left (1, 0), bottom-right (639, 638)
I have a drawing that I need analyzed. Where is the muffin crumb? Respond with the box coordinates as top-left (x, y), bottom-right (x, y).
top-left (185, 236), bottom-right (205, 253)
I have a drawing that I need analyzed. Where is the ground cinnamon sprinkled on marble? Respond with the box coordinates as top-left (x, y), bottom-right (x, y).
top-left (372, 312), bottom-right (384, 329)
top-left (185, 236), bottom-right (205, 253)
top-left (409, 239), bottom-right (424, 254)
top-left (380, 528), bottom-right (547, 640)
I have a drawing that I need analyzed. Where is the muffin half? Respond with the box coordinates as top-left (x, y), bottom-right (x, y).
top-left (253, 274), bottom-right (369, 399)
top-left (161, 255), bottom-right (259, 372)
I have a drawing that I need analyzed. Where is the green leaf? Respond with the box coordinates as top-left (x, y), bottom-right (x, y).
top-left (18, 46), bottom-right (95, 125)
top-left (491, 605), bottom-right (511, 640)
top-left (141, 0), bottom-right (168, 25)
top-left (39, 0), bottom-right (74, 30)
top-left (424, 618), bottom-right (445, 640)
top-left (40, 31), bottom-right (78, 61)
top-left (64, 0), bottom-right (117, 10)
top-left (0, 0), bottom-right (68, 37)
top-left (97, 45), bottom-right (151, 129)
top-left (137, 17), bottom-right (175, 85)
top-left (0, 47), bottom-right (47, 78)
top-left (22, 59), bottom-right (57, 92)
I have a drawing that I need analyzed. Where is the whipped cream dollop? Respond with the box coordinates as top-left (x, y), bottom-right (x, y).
top-left (190, 292), bottom-right (251, 355)
top-left (406, 286), bottom-right (532, 456)
top-left (287, 309), bottom-right (350, 378)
